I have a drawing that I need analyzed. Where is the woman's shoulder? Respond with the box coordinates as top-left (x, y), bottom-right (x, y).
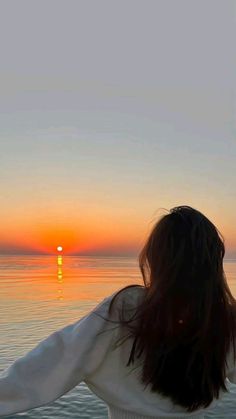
top-left (113, 284), bottom-right (145, 301)
top-left (90, 285), bottom-right (146, 324)
top-left (105, 285), bottom-right (146, 318)
top-left (121, 284), bottom-right (146, 302)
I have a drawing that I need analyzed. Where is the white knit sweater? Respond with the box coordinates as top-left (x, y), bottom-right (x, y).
top-left (0, 286), bottom-right (235, 418)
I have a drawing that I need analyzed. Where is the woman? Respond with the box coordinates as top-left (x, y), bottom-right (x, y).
top-left (0, 205), bottom-right (236, 418)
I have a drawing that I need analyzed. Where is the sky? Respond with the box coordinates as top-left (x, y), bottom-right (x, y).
top-left (0, 0), bottom-right (235, 258)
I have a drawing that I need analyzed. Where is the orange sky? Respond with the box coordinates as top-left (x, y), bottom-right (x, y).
top-left (1, 140), bottom-right (235, 257)
top-left (0, 189), bottom-right (235, 258)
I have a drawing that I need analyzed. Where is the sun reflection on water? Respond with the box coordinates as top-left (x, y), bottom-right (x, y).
top-left (57, 256), bottom-right (64, 300)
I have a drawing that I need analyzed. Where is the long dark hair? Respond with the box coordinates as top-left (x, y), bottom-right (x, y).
top-left (108, 205), bottom-right (236, 412)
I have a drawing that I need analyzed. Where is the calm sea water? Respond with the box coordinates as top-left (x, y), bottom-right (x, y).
top-left (0, 255), bottom-right (235, 418)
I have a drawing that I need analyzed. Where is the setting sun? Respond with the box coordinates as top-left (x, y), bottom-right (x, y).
top-left (57, 246), bottom-right (63, 252)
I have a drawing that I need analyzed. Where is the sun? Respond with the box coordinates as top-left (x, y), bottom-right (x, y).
top-left (57, 246), bottom-right (63, 252)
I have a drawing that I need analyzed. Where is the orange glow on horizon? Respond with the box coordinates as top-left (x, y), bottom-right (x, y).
top-left (0, 204), bottom-right (235, 257)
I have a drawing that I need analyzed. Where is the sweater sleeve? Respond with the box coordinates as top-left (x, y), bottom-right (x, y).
top-left (226, 343), bottom-right (236, 384)
top-left (0, 294), bottom-right (117, 417)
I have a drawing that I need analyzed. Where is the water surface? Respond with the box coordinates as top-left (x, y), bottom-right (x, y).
top-left (0, 256), bottom-right (235, 418)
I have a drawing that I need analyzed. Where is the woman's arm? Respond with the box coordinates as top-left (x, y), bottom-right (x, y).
top-left (0, 295), bottom-right (116, 417)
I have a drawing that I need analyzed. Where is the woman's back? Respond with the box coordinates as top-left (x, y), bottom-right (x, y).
top-left (84, 285), bottom-right (236, 418)
top-left (85, 205), bottom-right (236, 417)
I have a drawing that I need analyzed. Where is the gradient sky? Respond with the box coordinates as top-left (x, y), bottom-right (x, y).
top-left (0, 1), bottom-right (235, 257)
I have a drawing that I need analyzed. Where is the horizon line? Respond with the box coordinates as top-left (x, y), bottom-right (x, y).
top-left (0, 252), bottom-right (138, 258)
top-left (0, 253), bottom-right (235, 262)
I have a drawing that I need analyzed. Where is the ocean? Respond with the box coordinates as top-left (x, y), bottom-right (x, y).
top-left (0, 255), bottom-right (235, 418)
